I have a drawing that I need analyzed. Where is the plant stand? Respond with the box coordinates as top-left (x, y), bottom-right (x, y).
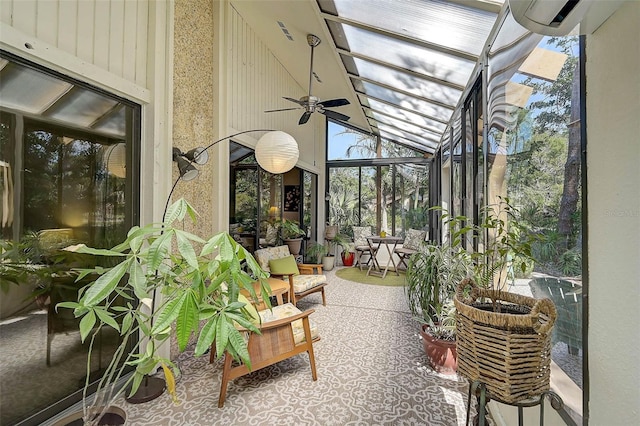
top-left (465, 380), bottom-right (564, 426)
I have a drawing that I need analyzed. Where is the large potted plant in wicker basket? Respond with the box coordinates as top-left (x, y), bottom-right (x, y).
top-left (451, 198), bottom-right (557, 404)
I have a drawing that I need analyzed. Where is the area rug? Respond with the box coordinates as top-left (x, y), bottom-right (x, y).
top-left (335, 266), bottom-right (406, 286)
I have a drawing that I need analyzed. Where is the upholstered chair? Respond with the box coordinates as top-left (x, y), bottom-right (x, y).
top-left (394, 228), bottom-right (427, 270)
top-left (254, 245), bottom-right (327, 306)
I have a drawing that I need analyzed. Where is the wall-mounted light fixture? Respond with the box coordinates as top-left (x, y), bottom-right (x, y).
top-left (171, 130), bottom-right (298, 185)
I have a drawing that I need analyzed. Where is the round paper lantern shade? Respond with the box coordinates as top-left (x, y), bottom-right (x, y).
top-left (104, 143), bottom-right (126, 178)
top-left (255, 131), bottom-right (299, 174)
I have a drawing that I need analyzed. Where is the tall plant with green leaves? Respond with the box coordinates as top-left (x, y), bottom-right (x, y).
top-left (58, 199), bottom-right (270, 425)
top-left (444, 197), bottom-right (539, 292)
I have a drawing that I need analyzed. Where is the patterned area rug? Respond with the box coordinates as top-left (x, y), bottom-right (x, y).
top-left (335, 266), bottom-right (406, 286)
top-left (117, 267), bottom-right (479, 425)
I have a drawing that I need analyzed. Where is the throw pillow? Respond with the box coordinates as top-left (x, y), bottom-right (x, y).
top-left (269, 255), bottom-right (300, 276)
top-left (265, 223), bottom-right (279, 246)
top-left (404, 228), bottom-right (427, 250)
top-left (352, 226), bottom-right (372, 247)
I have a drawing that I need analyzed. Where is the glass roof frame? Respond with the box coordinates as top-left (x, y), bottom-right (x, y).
top-left (318, 0), bottom-right (505, 156)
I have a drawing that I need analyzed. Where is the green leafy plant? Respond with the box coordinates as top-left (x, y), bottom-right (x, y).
top-left (57, 198), bottom-right (271, 425)
top-left (278, 219), bottom-right (305, 240)
top-left (442, 197), bottom-right (539, 292)
top-left (405, 242), bottom-right (472, 331)
top-left (423, 301), bottom-right (457, 341)
top-left (305, 241), bottom-right (329, 263)
top-left (331, 233), bottom-right (354, 256)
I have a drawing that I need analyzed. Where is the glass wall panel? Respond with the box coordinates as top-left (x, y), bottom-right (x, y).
top-left (328, 167), bottom-right (360, 235)
top-left (302, 171), bottom-right (317, 241)
top-left (230, 167), bottom-right (258, 251)
top-left (486, 17), bottom-right (583, 423)
top-left (327, 122), bottom-right (430, 241)
top-left (0, 55), bottom-right (138, 425)
top-left (393, 164), bottom-right (429, 237)
top-left (358, 167), bottom-right (376, 228)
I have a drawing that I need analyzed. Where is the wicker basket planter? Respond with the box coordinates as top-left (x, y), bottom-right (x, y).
top-left (454, 278), bottom-right (557, 404)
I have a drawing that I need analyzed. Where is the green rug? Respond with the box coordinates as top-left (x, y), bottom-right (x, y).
top-left (335, 266), bottom-right (406, 286)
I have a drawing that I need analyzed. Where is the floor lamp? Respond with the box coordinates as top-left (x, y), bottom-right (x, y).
top-left (126, 129), bottom-right (299, 403)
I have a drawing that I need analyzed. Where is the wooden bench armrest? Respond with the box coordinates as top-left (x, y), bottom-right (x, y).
top-left (234, 308), bottom-right (315, 332)
top-left (298, 263), bottom-right (323, 274)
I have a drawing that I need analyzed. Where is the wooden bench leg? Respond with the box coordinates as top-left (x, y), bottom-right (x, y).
top-left (218, 353), bottom-right (234, 408)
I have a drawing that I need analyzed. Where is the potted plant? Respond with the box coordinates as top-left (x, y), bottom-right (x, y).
top-left (278, 219), bottom-right (305, 256)
top-left (305, 241), bottom-right (328, 264)
top-left (449, 198), bottom-right (557, 404)
top-left (332, 234), bottom-right (355, 267)
top-left (419, 301), bottom-right (458, 374)
top-left (56, 198), bottom-right (271, 425)
top-left (405, 241), bottom-right (472, 374)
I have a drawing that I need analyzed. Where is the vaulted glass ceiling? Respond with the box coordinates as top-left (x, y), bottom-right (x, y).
top-left (318, 0), bottom-right (505, 155)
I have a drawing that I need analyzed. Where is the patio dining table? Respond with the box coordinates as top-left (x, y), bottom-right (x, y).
top-left (366, 235), bottom-right (402, 279)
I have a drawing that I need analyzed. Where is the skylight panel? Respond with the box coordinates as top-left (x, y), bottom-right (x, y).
top-left (363, 97), bottom-right (448, 132)
top-left (339, 24), bottom-right (474, 87)
top-left (359, 81), bottom-right (453, 123)
top-left (331, 0), bottom-right (497, 56)
top-left (352, 57), bottom-right (462, 106)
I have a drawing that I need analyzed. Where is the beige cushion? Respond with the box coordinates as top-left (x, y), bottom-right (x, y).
top-left (254, 245), bottom-right (291, 272)
top-left (403, 228), bottom-right (426, 250)
top-left (258, 303), bottom-right (319, 344)
top-left (352, 226), bottom-right (372, 247)
top-left (289, 274), bottom-right (326, 293)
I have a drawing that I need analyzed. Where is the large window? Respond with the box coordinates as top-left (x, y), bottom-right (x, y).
top-left (327, 122), bottom-right (430, 239)
top-left (229, 142), bottom-right (317, 253)
top-left (0, 54), bottom-right (139, 425)
top-left (483, 16), bottom-right (584, 424)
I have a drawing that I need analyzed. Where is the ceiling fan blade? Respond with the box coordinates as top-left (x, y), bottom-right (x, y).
top-left (283, 97), bottom-right (304, 106)
top-left (264, 107), bottom-right (301, 113)
top-left (321, 109), bottom-right (350, 122)
top-left (298, 111), bottom-right (312, 125)
top-left (318, 98), bottom-right (350, 108)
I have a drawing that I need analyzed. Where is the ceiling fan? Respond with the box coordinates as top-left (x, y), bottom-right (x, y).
top-left (265, 34), bottom-right (350, 125)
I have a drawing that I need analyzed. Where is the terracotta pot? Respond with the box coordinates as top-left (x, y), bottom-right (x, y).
top-left (341, 251), bottom-right (355, 266)
top-left (284, 238), bottom-right (302, 255)
top-left (420, 324), bottom-right (457, 375)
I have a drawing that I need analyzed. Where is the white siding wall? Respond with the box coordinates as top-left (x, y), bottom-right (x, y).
top-left (227, 6), bottom-right (322, 173)
top-left (0, 0), bottom-right (149, 87)
top-left (0, 0), bottom-right (173, 226)
top-left (586, 2), bottom-right (640, 424)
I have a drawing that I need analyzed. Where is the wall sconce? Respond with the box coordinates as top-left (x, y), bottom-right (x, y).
top-left (172, 148), bottom-right (199, 181)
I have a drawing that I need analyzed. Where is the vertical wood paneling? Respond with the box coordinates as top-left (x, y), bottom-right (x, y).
top-left (36, 0), bottom-right (57, 44)
top-left (122, 0), bottom-right (138, 81)
top-left (93, 1), bottom-right (110, 70)
top-left (108, 0), bottom-right (125, 76)
top-left (134, 0), bottom-right (148, 87)
top-left (3, 0), bottom-right (150, 89)
top-left (57, 0), bottom-right (77, 54)
top-left (76, 0), bottom-right (95, 63)
top-left (12, 0), bottom-right (37, 37)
